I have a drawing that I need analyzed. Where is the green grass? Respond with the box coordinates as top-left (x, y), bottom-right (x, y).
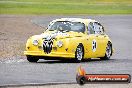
top-left (0, 0), bottom-right (132, 14)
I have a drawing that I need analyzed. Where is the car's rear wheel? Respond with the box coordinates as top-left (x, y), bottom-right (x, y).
top-left (75, 44), bottom-right (84, 63)
top-left (27, 55), bottom-right (39, 62)
top-left (100, 42), bottom-right (112, 60)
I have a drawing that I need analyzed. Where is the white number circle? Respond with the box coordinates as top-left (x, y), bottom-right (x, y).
top-left (92, 39), bottom-right (97, 52)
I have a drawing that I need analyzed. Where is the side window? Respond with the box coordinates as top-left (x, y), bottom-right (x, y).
top-left (88, 22), bottom-right (94, 34)
top-left (99, 25), bottom-right (104, 34)
top-left (93, 22), bottom-right (104, 35)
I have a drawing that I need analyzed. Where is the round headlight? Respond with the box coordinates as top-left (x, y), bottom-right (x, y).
top-left (57, 41), bottom-right (63, 47)
top-left (33, 40), bottom-right (39, 46)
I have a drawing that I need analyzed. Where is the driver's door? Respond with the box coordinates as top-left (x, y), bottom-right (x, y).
top-left (85, 22), bottom-right (100, 58)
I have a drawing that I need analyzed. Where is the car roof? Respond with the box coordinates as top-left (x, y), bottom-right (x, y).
top-left (51, 18), bottom-right (97, 25)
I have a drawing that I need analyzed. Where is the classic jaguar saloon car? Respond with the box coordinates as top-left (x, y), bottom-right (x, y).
top-left (24, 18), bottom-right (113, 62)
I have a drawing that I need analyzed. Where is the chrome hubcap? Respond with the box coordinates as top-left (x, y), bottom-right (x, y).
top-left (76, 46), bottom-right (83, 61)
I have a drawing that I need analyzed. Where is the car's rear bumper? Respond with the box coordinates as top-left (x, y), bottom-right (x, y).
top-left (24, 51), bottom-right (75, 58)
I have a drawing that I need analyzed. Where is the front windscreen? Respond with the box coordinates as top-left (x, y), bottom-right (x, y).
top-left (48, 21), bottom-right (85, 33)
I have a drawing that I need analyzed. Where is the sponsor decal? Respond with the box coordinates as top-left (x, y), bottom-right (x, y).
top-left (76, 66), bottom-right (131, 85)
top-left (42, 31), bottom-right (68, 53)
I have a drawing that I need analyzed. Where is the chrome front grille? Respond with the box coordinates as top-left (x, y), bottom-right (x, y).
top-left (43, 39), bottom-right (53, 54)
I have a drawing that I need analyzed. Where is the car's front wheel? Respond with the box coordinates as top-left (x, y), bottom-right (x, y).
top-left (100, 42), bottom-right (112, 60)
top-left (26, 55), bottom-right (39, 62)
top-left (75, 44), bottom-right (84, 63)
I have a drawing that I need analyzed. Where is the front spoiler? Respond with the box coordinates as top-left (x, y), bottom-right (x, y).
top-left (24, 51), bottom-right (75, 58)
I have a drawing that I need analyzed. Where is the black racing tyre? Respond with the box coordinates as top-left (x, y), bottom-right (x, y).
top-left (75, 44), bottom-right (84, 63)
top-left (27, 55), bottom-right (39, 62)
top-left (100, 42), bottom-right (112, 60)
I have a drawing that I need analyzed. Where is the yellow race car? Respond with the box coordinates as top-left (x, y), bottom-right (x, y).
top-left (24, 18), bottom-right (113, 62)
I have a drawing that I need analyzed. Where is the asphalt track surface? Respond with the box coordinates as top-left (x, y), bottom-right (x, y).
top-left (0, 15), bottom-right (132, 86)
